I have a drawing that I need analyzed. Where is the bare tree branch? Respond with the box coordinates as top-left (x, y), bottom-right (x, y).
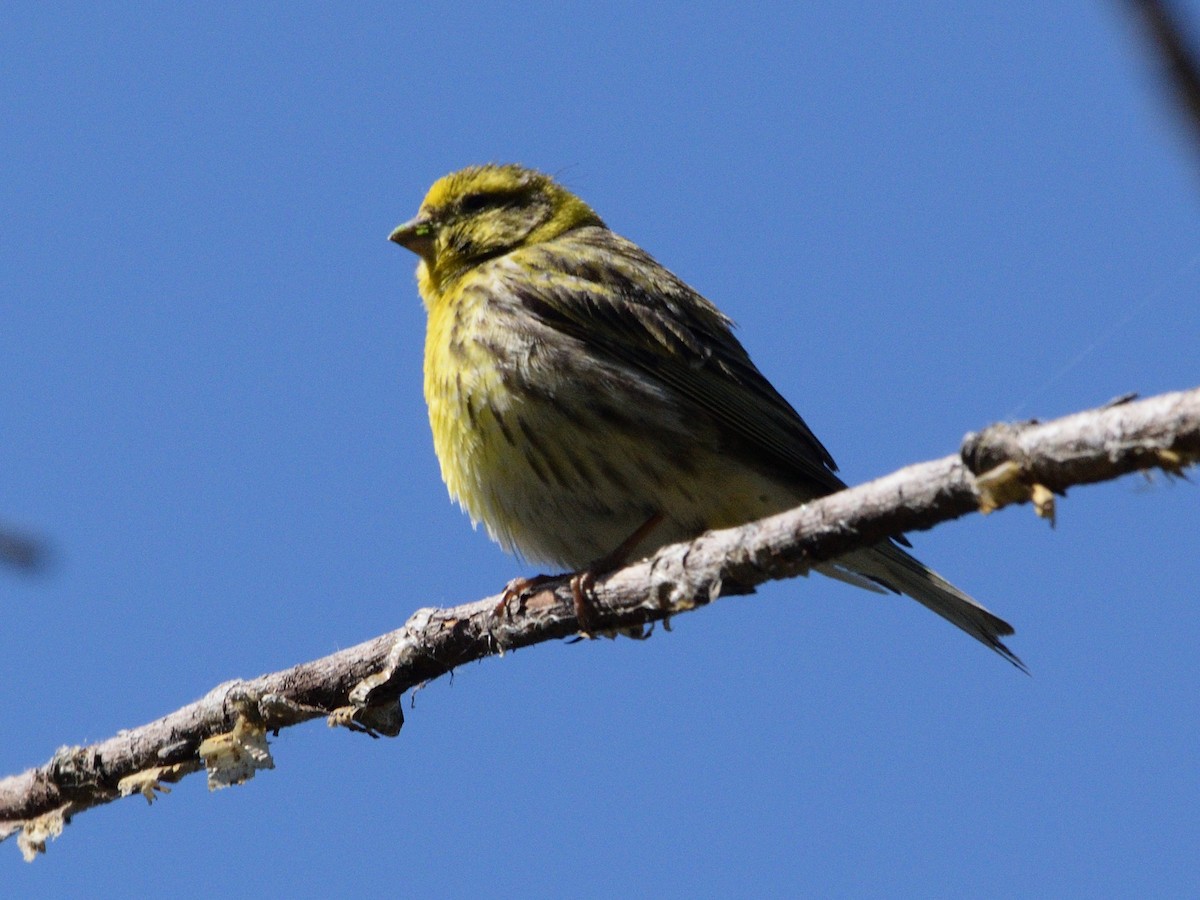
top-left (2, 385), bottom-right (1197, 860)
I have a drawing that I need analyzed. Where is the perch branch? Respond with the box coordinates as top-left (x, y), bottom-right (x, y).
top-left (2, 385), bottom-right (1197, 859)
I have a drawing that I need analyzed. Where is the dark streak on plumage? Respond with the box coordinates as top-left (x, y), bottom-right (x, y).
top-left (559, 441), bottom-right (596, 489)
top-left (595, 455), bottom-right (632, 493)
top-left (517, 416), bottom-right (571, 488)
top-left (638, 459), bottom-right (670, 490)
top-left (585, 401), bottom-right (639, 434)
top-left (462, 383), bottom-right (478, 429)
top-left (494, 411), bottom-right (518, 447)
top-left (521, 445), bottom-right (550, 486)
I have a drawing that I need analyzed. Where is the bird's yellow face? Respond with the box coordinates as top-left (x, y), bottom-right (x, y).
top-left (389, 164), bottom-right (604, 298)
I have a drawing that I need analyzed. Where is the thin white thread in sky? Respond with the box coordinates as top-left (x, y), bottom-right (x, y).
top-left (1006, 251), bottom-right (1200, 419)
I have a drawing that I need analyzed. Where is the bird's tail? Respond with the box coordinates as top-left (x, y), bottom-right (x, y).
top-left (817, 541), bottom-right (1025, 671)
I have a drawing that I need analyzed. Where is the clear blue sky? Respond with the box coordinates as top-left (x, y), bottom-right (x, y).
top-left (4, 3), bottom-right (1198, 896)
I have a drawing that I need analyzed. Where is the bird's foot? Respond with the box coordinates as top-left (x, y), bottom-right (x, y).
top-left (493, 571), bottom-right (600, 637)
top-left (494, 513), bottom-right (666, 638)
top-left (569, 570), bottom-right (599, 637)
top-left (569, 512), bottom-right (666, 638)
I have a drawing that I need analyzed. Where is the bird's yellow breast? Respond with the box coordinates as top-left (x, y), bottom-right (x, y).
top-left (422, 281), bottom-right (508, 521)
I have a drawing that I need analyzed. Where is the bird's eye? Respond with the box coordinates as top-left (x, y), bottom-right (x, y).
top-left (459, 193), bottom-right (493, 214)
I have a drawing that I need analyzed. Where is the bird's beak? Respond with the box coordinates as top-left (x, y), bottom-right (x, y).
top-left (389, 216), bottom-right (436, 261)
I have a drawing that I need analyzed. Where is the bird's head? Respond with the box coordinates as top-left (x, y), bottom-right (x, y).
top-left (390, 164), bottom-right (604, 291)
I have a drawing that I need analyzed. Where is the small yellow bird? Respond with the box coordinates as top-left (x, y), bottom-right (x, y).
top-left (390, 163), bottom-right (1019, 666)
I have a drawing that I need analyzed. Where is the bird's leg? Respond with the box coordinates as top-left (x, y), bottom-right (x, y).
top-left (493, 513), bottom-right (664, 633)
top-left (571, 512), bottom-right (664, 634)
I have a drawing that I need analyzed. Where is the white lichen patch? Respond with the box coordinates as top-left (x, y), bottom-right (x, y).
top-left (197, 716), bottom-right (274, 790)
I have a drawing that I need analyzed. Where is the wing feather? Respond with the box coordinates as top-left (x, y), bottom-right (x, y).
top-left (503, 226), bottom-right (846, 495)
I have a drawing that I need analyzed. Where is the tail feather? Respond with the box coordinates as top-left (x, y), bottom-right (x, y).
top-left (817, 541), bottom-right (1025, 671)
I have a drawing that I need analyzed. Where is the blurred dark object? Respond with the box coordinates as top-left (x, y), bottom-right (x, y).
top-left (1127, 0), bottom-right (1200, 157)
top-left (0, 526), bottom-right (48, 572)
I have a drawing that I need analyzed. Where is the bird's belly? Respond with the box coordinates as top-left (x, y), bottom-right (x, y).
top-left (426, 367), bottom-right (658, 567)
top-left (425, 343), bottom-right (805, 570)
